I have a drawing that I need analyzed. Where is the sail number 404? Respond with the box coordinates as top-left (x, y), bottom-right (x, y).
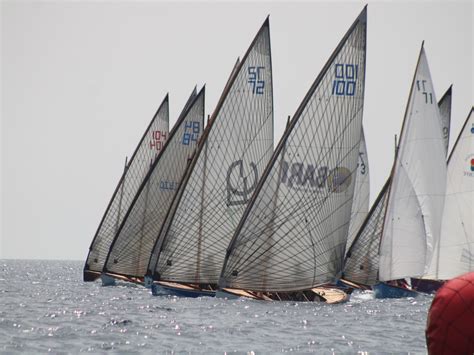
top-left (332, 64), bottom-right (358, 96)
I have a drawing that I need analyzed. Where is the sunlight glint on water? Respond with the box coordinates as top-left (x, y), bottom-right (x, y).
top-left (0, 260), bottom-right (429, 352)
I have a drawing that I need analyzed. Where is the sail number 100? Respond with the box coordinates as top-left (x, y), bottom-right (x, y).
top-left (332, 64), bottom-right (358, 96)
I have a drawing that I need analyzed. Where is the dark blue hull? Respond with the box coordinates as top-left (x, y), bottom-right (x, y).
top-left (373, 282), bottom-right (418, 299)
top-left (151, 283), bottom-right (215, 298)
top-left (411, 278), bottom-right (443, 294)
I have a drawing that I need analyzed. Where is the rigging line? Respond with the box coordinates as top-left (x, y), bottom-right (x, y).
top-left (227, 192), bottom-right (357, 281)
top-left (226, 96), bottom-right (362, 276)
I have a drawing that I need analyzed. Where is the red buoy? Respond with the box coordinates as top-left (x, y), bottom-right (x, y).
top-left (426, 272), bottom-right (474, 354)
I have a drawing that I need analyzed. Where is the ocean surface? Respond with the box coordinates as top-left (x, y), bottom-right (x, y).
top-left (0, 260), bottom-right (431, 353)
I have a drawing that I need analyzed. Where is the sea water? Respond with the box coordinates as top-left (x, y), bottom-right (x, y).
top-left (0, 260), bottom-right (430, 353)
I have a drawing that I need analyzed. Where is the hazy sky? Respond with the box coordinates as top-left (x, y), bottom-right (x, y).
top-left (2, 0), bottom-right (472, 260)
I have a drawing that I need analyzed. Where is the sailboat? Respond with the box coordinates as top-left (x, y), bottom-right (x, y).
top-left (147, 18), bottom-right (274, 297)
top-left (343, 85), bottom-right (452, 295)
top-left (421, 107), bottom-right (474, 284)
top-left (83, 95), bottom-right (170, 282)
top-left (101, 87), bottom-right (205, 285)
top-left (218, 7), bottom-right (367, 304)
top-left (345, 43), bottom-right (447, 299)
top-left (411, 85), bottom-right (452, 293)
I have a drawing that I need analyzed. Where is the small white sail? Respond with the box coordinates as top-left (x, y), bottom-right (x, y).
top-left (427, 108), bottom-right (474, 280)
top-left (379, 46), bottom-right (447, 281)
top-left (346, 128), bottom-right (370, 252)
top-left (84, 95), bottom-right (170, 281)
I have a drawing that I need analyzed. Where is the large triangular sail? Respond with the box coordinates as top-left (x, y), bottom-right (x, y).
top-left (426, 108), bottom-right (474, 280)
top-left (378, 46), bottom-right (447, 281)
top-left (83, 96), bottom-right (170, 281)
top-left (151, 19), bottom-right (274, 285)
top-left (102, 88), bottom-right (205, 280)
top-left (220, 8), bottom-right (367, 292)
top-left (346, 128), bottom-right (370, 252)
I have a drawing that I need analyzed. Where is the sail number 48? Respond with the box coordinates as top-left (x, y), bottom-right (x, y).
top-left (182, 121), bottom-right (200, 145)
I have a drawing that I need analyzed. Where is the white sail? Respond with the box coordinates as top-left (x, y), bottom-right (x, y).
top-left (379, 46), bottom-right (447, 281)
top-left (103, 88), bottom-right (204, 279)
top-left (220, 8), bottom-right (367, 292)
top-left (153, 19), bottom-right (274, 285)
top-left (426, 108), bottom-right (474, 280)
top-left (346, 128), bottom-right (370, 252)
top-left (84, 95), bottom-right (170, 281)
top-left (344, 90), bottom-right (452, 285)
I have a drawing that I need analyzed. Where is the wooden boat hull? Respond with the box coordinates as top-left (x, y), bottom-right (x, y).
top-left (337, 278), bottom-right (372, 291)
top-left (373, 282), bottom-right (418, 298)
top-left (151, 281), bottom-right (215, 298)
top-left (216, 287), bottom-right (351, 304)
top-left (410, 278), bottom-right (443, 294)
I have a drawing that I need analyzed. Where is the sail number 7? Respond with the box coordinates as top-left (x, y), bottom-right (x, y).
top-left (332, 64), bottom-right (358, 96)
top-left (416, 80), bottom-right (433, 104)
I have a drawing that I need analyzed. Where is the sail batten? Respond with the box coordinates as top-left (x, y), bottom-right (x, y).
top-left (103, 87), bottom-right (205, 279)
top-left (220, 7), bottom-right (367, 292)
top-left (83, 95), bottom-right (170, 281)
